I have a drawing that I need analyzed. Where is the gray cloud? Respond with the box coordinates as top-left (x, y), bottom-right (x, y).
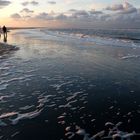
top-left (20, 8), bottom-right (34, 13)
top-left (99, 14), bottom-right (111, 21)
top-left (119, 7), bottom-right (137, 14)
top-left (23, 15), bottom-right (31, 18)
top-left (11, 13), bottom-right (33, 21)
top-left (68, 9), bottom-right (77, 12)
top-left (21, 1), bottom-right (38, 6)
top-left (120, 8), bottom-right (137, 14)
top-left (55, 14), bottom-right (67, 20)
top-left (71, 10), bottom-right (89, 18)
top-left (21, 1), bottom-right (29, 6)
top-left (106, 2), bottom-right (137, 14)
top-left (106, 4), bottom-right (124, 11)
top-left (48, 1), bottom-right (56, 5)
top-left (33, 4), bottom-right (139, 22)
top-left (0, 0), bottom-right (11, 8)
top-left (11, 13), bottom-right (21, 19)
top-left (30, 1), bottom-right (39, 6)
top-left (35, 12), bottom-right (54, 20)
top-left (89, 10), bottom-right (103, 15)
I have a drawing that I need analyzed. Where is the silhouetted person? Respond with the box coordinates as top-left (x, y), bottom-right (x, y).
top-left (2, 26), bottom-right (7, 42)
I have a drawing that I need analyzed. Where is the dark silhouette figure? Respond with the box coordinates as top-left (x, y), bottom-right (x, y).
top-left (2, 25), bottom-right (7, 42)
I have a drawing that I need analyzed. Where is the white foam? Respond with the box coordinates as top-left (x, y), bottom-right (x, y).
top-left (109, 106), bottom-right (114, 109)
top-left (19, 105), bottom-right (35, 110)
top-left (0, 93), bottom-right (15, 101)
top-left (121, 55), bottom-right (140, 60)
top-left (76, 128), bottom-right (86, 135)
top-left (37, 94), bottom-right (55, 108)
top-left (0, 75), bottom-right (34, 91)
top-left (91, 119), bottom-right (96, 122)
top-left (66, 92), bottom-right (82, 101)
top-left (59, 100), bottom-right (77, 108)
top-left (50, 81), bottom-right (73, 91)
top-left (58, 120), bottom-right (65, 125)
top-left (1, 72), bottom-right (11, 77)
top-left (65, 126), bottom-right (71, 131)
top-left (79, 107), bottom-right (85, 110)
top-left (0, 112), bottom-right (18, 119)
top-left (105, 122), bottom-right (114, 127)
top-left (12, 109), bottom-right (42, 125)
top-left (65, 132), bottom-right (75, 139)
top-left (92, 131), bottom-right (105, 139)
top-left (57, 116), bottom-right (65, 119)
top-left (64, 121), bottom-right (140, 140)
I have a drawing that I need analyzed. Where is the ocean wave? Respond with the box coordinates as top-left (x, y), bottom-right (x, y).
top-left (0, 75), bottom-right (34, 91)
top-left (120, 55), bottom-right (140, 60)
top-left (39, 29), bottom-right (140, 48)
top-left (10, 28), bottom-right (140, 48)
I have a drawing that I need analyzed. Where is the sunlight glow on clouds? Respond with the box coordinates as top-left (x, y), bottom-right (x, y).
top-left (0, 0), bottom-right (140, 28)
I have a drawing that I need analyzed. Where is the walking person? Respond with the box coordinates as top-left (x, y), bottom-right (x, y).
top-left (2, 25), bottom-right (7, 42)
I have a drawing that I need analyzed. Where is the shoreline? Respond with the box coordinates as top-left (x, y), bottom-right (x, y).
top-left (0, 42), bottom-right (18, 55)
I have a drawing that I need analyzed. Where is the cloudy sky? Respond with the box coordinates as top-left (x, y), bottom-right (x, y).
top-left (0, 0), bottom-right (140, 28)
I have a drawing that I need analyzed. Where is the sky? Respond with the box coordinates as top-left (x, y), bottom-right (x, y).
top-left (0, 0), bottom-right (140, 28)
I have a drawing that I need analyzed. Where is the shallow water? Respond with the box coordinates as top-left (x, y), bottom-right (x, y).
top-left (0, 29), bottom-right (140, 140)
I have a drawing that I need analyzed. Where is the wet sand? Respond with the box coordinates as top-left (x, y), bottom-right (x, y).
top-left (0, 43), bottom-right (18, 55)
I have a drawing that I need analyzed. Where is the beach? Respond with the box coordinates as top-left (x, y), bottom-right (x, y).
top-left (0, 28), bottom-right (140, 140)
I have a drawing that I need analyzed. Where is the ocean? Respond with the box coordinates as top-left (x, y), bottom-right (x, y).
top-left (0, 28), bottom-right (140, 140)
